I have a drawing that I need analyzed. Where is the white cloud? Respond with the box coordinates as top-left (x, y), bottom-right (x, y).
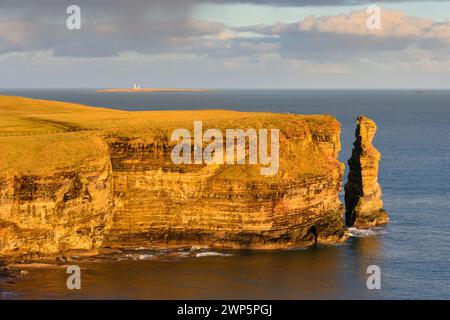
top-left (237, 9), bottom-right (450, 43)
top-left (1, 7), bottom-right (450, 88)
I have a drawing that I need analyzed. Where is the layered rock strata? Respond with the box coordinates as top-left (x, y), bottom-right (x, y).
top-left (0, 97), bottom-right (349, 259)
top-left (344, 116), bottom-right (389, 228)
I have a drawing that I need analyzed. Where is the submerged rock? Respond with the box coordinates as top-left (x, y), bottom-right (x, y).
top-left (345, 116), bottom-right (389, 228)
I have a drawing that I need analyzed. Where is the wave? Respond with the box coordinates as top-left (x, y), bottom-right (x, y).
top-left (114, 248), bottom-right (233, 261)
top-left (138, 254), bottom-right (155, 260)
top-left (348, 227), bottom-right (387, 238)
top-left (195, 251), bottom-right (233, 258)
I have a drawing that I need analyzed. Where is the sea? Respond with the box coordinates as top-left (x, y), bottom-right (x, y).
top-left (0, 89), bottom-right (449, 299)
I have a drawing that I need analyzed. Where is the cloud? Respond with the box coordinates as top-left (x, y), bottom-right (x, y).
top-left (243, 9), bottom-right (450, 40)
top-left (0, 17), bottom-right (230, 57)
top-left (0, 20), bottom-right (33, 49)
top-left (0, 0), bottom-right (436, 8)
top-left (1, 3), bottom-right (450, 88)
top-left (2, 5), bottom-right (450, 58)
top-left (233, 9), bottom-right (450, 60)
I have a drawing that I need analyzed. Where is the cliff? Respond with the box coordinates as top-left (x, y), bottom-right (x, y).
top-left (0, 96), bottom-right (347, 260)
top-left (344, 116), bottom-right (389, 228)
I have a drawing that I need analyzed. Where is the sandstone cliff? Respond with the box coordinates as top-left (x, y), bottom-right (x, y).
top-left (344, 116), bottom-right (389, 228)
top-left (0, 96), bottom-right (348, 260)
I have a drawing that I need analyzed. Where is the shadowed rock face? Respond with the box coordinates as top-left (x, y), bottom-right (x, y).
top-left (345, 116), bottom-right (389, 228)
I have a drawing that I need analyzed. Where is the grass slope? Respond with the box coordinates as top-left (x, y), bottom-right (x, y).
top-left (0, 95), bottom-right (340, 176)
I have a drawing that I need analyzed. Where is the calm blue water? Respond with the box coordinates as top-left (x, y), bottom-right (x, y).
top-left (1, 89), bottom-right (449, 299)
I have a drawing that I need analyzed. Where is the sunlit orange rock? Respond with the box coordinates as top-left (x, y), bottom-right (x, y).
top-left (345, 116), bottom-right (389, 228)
top-left (0, 96), bottom-right (348, 260)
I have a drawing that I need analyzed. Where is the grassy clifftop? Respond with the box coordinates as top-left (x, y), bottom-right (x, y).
top-left (0, 95), bottom-right (341, 177)
top-left (0, 95), bottom-right (347, 255)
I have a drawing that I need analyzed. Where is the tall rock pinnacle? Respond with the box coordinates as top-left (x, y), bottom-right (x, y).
top-left (344, 116), bottom-right (389, 228)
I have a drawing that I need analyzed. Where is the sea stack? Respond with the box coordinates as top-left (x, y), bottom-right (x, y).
top-left (344, 116), bottom-right (389, 228)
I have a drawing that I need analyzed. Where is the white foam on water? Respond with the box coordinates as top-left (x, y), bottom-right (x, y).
top-left (174, 252), bottom-right (191, 257)
top-left (348, 227), bottom-right (387, 238)
top-left (195, 251), bottom-right (233, 258)
top-left (138, 254), bottom-right (155, 260)
top-left (120, 253), bottom-right (154, 260)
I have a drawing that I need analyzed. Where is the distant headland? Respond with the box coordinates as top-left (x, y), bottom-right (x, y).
top-left (97, 85), bottom-right (210, 93)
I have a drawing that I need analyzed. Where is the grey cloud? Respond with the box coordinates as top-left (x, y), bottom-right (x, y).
top-left (1, 0), bottom-right (448, 14)
top-left (9, 20), bottom-right (227, 57)
top-left (0, 0), bottom-right (223, 56)
top-left (2, 1), bottom-right (450, 89)
top-left (232, 10), bottom-right (450, 61)
top-left (1, 1), bottom-right (450, 60)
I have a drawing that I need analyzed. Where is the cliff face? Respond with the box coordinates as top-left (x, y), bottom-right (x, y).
top-left (0, 162), bottom-right (114, 259)
top-left (0, 98), bottom-right (348, 259)
top-left (344, 116), bottom-right (389, 228)
top-left (102, 128), bottom-right (345, 249)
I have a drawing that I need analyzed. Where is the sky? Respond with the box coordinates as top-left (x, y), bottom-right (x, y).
top-left (1, 0), bottom-right (450, 88)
